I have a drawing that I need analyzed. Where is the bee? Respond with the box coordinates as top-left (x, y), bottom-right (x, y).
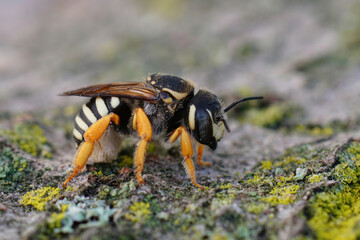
top-left (61, 74), bottom-right (262, 189)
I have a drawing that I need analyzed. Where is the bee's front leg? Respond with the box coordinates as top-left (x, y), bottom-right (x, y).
top-left (169, 127), bottom-right (205, 190)
top-left (196, 144), bottom-right (211, 167)
top-left (133, 108), bottom-right (152, 185)
top-left (62, 113), bottom-right (120, 188)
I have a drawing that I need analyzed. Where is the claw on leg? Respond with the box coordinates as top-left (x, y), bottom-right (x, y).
top-left (184, 157), bottom-right (205, 190)
top-left (133, 108), bottom-right (152, 185)
top-left (62, 141), bottom-right (93, 188)
top-left (169, 126), bottom-right (204, 190)
top-left (62, 113), bottom-right (120, 188)
top-left (197, 144), bottom-right (211, 166)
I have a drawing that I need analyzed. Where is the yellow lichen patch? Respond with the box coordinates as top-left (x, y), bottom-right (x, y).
top-left (295, 124), bottom-right (334, 136)
top-left (308, 174), bottom-right (323, 183)
top-left (275, 174), bottom-right (294, 187)
top-left (211, 188), bottom-right (237, 214)
top-left (124, 202), bottom-right (152, 223)
top-left (241, 104), bottom-right (291, 128)
top-left (261, 160), bottom-right (272, 170)
top-left (0, 123), bottom-right (52, 158)
top-left (275, 156), bottom-right (307, 167)
top-left (219, 183), bottom-right (232, 189)
top-left (307, 142), bottom-right (360, 239)
top-left (65, 186), bottom-right (75, 192)
top-left (308, 186), bottom-right (360, 240)
top-left (211, 197), bottom-right (234, 213)
top-left (93, 170), bottom-right (103, 176)
top-left (246, 175), bottom-right (263, 184)
top-left (262, 184), bottom-right (300, 205)
top-left (246, 202), bottom-right (267, 214)
top-left (335, 162), bottom-right (358, 184)
top-left (47, 204), bottom-right (68, 230)
top-left (20, 187), bottom-right (60, 211)
top-left (118, 155), bottom-right (134, 168)
top-left (346, 144), bottom-right (360, 160)
top-left (48, 212), bottom-right (66, 230)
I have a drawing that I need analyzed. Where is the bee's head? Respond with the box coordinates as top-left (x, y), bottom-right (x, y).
top-left (185, 89), bottom-right (263, 150)
top-left (146, 74), bottom-right (194, 112)
top-left (185, 89), bottom-right (229, 150)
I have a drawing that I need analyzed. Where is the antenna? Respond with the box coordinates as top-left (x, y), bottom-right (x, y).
top-left (224, 96), bottom-right (263, 113)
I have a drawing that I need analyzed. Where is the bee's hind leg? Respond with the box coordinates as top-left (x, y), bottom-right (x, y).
top-left (62, 113), bottom-right (120, 188)
top-left (169, 127), bottom-right (205, 190)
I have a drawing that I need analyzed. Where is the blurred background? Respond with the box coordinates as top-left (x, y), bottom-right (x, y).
top-left (1, 0), bottom-right (360, 127)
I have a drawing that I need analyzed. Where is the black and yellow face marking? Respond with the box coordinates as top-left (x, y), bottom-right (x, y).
top-left (185, 89), bottom-right (228, 150)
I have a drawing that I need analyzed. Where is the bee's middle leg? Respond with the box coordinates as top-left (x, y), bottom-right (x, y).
top-left (62, 113), bottom-right (120, 188)
top-left (133, 108), bottom-right (152, 184)
top-left (169, 127), bottom-right (204, 190)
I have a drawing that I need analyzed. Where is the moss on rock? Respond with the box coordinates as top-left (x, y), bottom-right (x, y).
top-left (0, 147), bottom-right (34, 193)
top-left (21, 187), bottom-right (60, 211)
top-left (307, 142), bottom-right (360, 240)
top-left (0, 123), bottom-right (53, 158)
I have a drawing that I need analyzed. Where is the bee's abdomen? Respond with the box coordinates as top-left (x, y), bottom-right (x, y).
top-left (73, 97), bottom-right (132, 146)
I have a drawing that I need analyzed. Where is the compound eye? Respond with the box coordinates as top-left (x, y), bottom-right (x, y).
top-left (213, 115), bottom-right (221, 123)
top-left (160, 91), bottom-right (173, 104)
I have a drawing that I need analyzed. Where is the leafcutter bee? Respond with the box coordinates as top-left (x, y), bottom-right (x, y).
top-left (61, 74), bottom-right (262, 189)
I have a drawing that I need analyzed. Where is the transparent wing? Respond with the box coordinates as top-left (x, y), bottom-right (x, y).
top-left (60, 82), bottom-right (158, 102)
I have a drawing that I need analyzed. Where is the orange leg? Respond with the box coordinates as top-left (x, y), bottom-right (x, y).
top-left (169, 127), bottom-right (204, 190)
top-left (133, 108), bottom-right (152, 184)
top-left (197, 144), bottom-right (211, 166)
top-left (62, 113), bottom-right (120, 188)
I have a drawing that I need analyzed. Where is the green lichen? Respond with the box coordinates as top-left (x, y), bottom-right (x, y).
top-left (308, 174), bottom-right (323, 183)
top-left (241, 104), bottom-right (291, 128)
top-left (48, 212), bottom-right (66, 230)
top-left (117, 155), bottom-right (133, 168)
top-left (308, 187), bottom-right (360, 240)
top-left (48, 204), bottom-right (69, 231)
top-left (242, 142), bottom-right (360, 238)
top-left (334, 162), bottom-right (357, 184)
top-left (246, 202), bottom-right (268, 214)
top-left (274, 174), bottom-right (294, 186)
top-left (246, 174), bottom-right (264, 185)
top-left (275, 156), bottom-right (307, 168)
top-left (307, 142), bottom-right (360, 240)
top-left (262, 184), bottom-right (300, 205)
top-left (261, 160), bottom-right (272, 170)
top-left (20, 187), bottom-right (60, 211)
top-left (124, 202), bottom-right (152, 223)
top-left (97, 180), bottom-right (137, 202)
top-left (65, 186), bottom-right (75, 192)
top-left (32, 197), bottom-right (117, 238)
top-left (93, 170), bottom-right (104, 176)
top-left (0, 147), bottom-right (33, 192)
top-left (0, 123), bottom-right (53, 158)
top-left (219, 183), bottom-right (232, 189)
top-left (294, 124), bottom-right (334, 136)
top-left (293, 168), bottom-right (308, 181)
